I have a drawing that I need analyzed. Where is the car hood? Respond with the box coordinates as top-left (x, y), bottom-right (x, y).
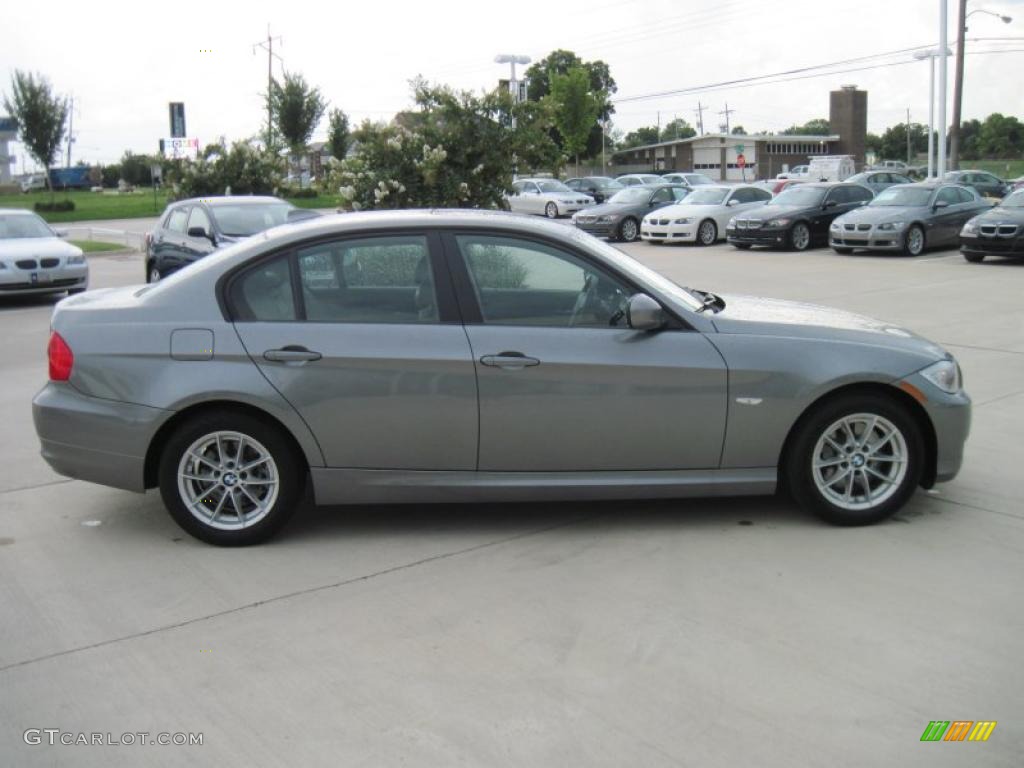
top-left (580, 201), bottom-right (643, 218)
top-left (551, 192), bottom-right (592, 203)
top-left (710, 293), bottom-right (947, 358)
top-left (745, 203), bottom-right (815, 220)
top-left (0, 237), bottom-right (83, 260)
top-left (835, 205), bottom-right (930, 225)
top-left (646, 202), bottom-right (727, 219)
top-left (969, 206), bottom-right (1024, 225)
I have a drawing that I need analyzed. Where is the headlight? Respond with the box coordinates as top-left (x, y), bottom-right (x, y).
top-left (919, 359), bottom-right (962, 394)
top-left (877, 221), bottom-right (905, 231)
top-left (597, 215), bottom-right (613, 223)
top-left (961, 220), bottom-right (979, 235)
top-left (67, 254), bottom-right (86, 265)
top-left (673, 218), bottom-right (692, 225)
top-left (830, 221), bottom-right (842, 231)
top-left (766, 218), bottom-right (790, 228)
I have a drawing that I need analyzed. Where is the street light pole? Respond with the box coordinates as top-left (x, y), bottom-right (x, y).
top-left (914, 49), bottom-right (946, 178)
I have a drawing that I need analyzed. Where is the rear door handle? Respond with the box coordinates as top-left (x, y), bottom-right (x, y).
top-left (480, 351), bottom-right (540, 369)
top-left (264, 345), bottom-right (322, 363)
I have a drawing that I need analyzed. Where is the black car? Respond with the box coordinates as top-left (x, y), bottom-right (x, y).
top-left (564, 176), bottom-right (625, 203)
top-left (726, 182), bottom-right (874, 251)
top-left (943, 170), bottom-right (1010, 199)
top-left (145, 196), bottom-right (300, 282)
top-left (960, 188), bottom-right (1024, 262)
top-left (572, 184), bottom-right (691, 242)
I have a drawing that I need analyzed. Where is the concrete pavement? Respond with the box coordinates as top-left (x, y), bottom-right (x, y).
top-left (1, 240), bottom-right (1021, 766)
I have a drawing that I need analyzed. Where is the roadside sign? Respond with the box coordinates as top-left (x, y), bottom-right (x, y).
top-left (735, 143), bottom-right (745, 153)
top-left (163, 137), bottom-right (200, 161)
top-left (737, 153), bottom-right (746, 169)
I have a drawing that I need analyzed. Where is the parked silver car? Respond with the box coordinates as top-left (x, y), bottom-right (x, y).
top-left (0, 209), bottom-right (89, 297)
top-left (33, 211), bottom-right (970, 545)
top-left (506, 178), bottom-right (593, 218)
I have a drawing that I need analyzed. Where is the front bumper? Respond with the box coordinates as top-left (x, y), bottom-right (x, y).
top-left (960, 234), bottom-right (1024, 257)
top-left (0, 264), bottom-right (88, 295)
top-left (902, 372), bottom-right (972, 484)
top-left (829, 229), bottom-right (905, 251)
top-left (641, 223), bottom-right (697, 242)
top-left (32, 382), bottom-right (171, 492)
top-left (726, 227), bottom-right (789, 246)
top-left (574, 220), bottom-right (618, 238)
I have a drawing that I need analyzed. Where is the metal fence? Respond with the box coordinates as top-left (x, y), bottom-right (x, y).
top-left (63, 226), bottom-right (145, 251)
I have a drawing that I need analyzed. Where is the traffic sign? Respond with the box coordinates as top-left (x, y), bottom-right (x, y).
top-left (737, 153), bottom-right (746, 169)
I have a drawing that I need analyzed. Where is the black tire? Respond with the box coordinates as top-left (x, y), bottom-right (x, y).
top-left (732, 242), bottom-right (752, 250)
top-left (146, 262), bottom-right (161, 283)
top-left (789, 222), bottom-right (812, 251)
top-left (904, 224), bottom-right (926, 256)
top-left (544, 201), bottom-right (559, 219)
top-left (618, 217), bottom-right (640, 242)
top-left (158, 411), bottom-right (304, 545)
top-left (696, 219), bottom-right (718, 246)
top-left (832, 247), bottom-right (853, 255)
top-left (963, 251), bottom-right (985, 263)
top-left (785, 393), bottom-right (924, 526)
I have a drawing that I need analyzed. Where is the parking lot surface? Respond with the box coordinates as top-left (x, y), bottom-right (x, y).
top-left (1, 238), bottom-right (1021, 766)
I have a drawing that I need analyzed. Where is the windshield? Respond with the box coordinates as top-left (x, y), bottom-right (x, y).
top-left (608, 188), bottom-right (652, 204)
top-left (591, 178), bottom-right (622, 190)
top-left (769, 186), bottom-right (826, 206)
top-left (999, 189), bottom-right (1024, 208)
top-left (683, 188), bottom-right (729, 205)
top-left (570, 229), bottom-right (704, 312)
top-left (538, 180), bottom-right (571, 193)
top-left (210, 203), bottom-right (294, 237)
top-left (869, 187), bottom-right (933, 207)
top-left (846, 173), bottom-right (868, 183)
top-left (0, 213), bottom-right (55, 239)
top-left (686, 175), bottom-right (713, 185)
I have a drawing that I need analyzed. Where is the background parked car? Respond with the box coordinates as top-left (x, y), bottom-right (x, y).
top-left (660, 172), bottom-right (715, 187)
top-left (752, 178), bottom-right (806, 196)
top-left (726, 182), bottom-right (874, 251)
top-left (145, 196), bottom-right (297, 283)
top-left (870, 160), bottom-right (910, 173)
top-left (776, 165), bottom-right (809, 180)
top-left (19, 174), bottom-right (47, 193)
top-left (564, 176), bottom-right (624, 203)
top-left (960, 187), bottom-right (1024, 263)
top-left (844, 171), bottom-right (913, 194)
top-left (942, 170), bottom-right (1010, 199)
top-left (506, 179), bottom-right (594, 218)
top-left (642, 185), bottom-right (771, 245)
top-left (573, 184), bottom-right (690, 242)
top-left (616, 173), bottom-right (663, 187)
top-left (830, 182), bottom-right (991, 256)
top-left (0, 208), bottom-right (88, 296)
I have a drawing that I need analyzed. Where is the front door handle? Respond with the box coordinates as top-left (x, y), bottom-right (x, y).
top-left (480, 351), bottom-right (540, 369)
top-left (264, 345), bottom-right (322, 363)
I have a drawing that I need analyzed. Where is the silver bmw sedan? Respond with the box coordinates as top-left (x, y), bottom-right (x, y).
top-left (33, 210), bottom-right (970, 545)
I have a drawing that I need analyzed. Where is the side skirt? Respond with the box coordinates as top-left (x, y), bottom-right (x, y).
top-left (310, 467), bottom-right (776, 505)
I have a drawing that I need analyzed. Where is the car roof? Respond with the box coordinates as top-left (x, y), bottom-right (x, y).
top-left (0, 208), bottom-right (40, 216)
top-left (174, 195), bottom-right (287, 207)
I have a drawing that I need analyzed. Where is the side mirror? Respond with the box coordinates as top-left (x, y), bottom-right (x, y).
top-left (626, 294), bottom-right (666, 331)
top-left (727, 198), bottom-right (739, 207)
top-left (933, 200), bottom-right (949, 210)
top-left (187, 226), bottom-right (214, 242)
top-left (823, 199), bottom-right (838, 209)
top-left (52, 227), bottom-right (69, 238)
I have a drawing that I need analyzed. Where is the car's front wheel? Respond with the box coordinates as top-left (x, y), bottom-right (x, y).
top-left (158, 412), bottom-right (303, 545)
top-left (789, 222), bottom-right (811, 251)
top-left (904, 225), bottom-right (926, 256)
top-left (618, 217), bottom-right (639, 242)
top-left (785, 393), bottom-right (923, 525)
top-left (544, 201), bottom-right (559, 219)
top-left (147, 263), bottom-right (161, 283)
top-left (697, 219), bottom-right (718, 246)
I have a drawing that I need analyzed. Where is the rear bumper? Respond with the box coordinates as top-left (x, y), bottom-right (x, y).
top-left (32, 382), bottom-right (170, 492)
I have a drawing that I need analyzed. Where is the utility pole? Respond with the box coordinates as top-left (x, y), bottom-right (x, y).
top-left (694, 102), bottom-right (706, 136)
top-left (949, 0), bottom-right (967, 170)
top-left (906, 107), bottom-right (912, 163)
top-left (719, 103), bottom-right (734, 134)
top-left (656, 111), bottom-right (661, 139)
top-left (253, 25), bottom-right (283, 149)
top-left (65, 95), bottom-right (74, 168)
top-left (938, 0), bottom-right (949, 176)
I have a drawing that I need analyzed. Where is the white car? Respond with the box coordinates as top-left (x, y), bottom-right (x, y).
top-left (19, 174), bottom-right (47, 193)
top-left (661, 172), bottom-right (715, 187)
top-left (641, 185), bottom-right (772, 245)
top-left (506, 179), bottom-right (594, 218)
top-left (0, 209), bottom-right (89, 296)
top-left (776, 165), bottom-right (809, 180)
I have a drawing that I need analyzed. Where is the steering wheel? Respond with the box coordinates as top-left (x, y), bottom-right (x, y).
top-left (569, 273), bottom-right (629, 327)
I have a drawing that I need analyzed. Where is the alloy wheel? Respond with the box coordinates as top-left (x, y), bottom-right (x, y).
top-left (148, 267), bottom-right (161, 283)
top-left (176, 431), bottom-right (279, 530)
top-left (545, 202), bottom-right (558, 219)
top-left (698, 220), bottom-right (717, 245)
top-left (811, 413), bottom-right (908, 512)
top-left (791, 223), bottom-right (811, 251)
top-left (906, 226), bottom-right (925, 256)
top-left (620, 218), bottom-right (638, 241)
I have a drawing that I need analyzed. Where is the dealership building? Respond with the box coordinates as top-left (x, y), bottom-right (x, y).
top-left (612, 86), bottom-right (868, 181)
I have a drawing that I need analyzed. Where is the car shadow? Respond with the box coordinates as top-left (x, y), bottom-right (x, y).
top-left (0, 294), bottom-right (63, 312)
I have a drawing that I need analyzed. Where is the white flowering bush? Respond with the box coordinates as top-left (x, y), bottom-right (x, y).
top-left (170, 140), bottom-right (285, 199)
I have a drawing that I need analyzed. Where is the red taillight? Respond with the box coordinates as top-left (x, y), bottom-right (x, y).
top-left (48, 332), bottom-right (74, 381)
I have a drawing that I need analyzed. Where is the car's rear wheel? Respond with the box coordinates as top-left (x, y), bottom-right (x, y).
top-left (158, 412), bottom-right (303, 545)
top-left (544, 201), bottom-right (559, 219)
top-left (618, 217), bottom-right (639, 242)
top-left (963, 252), bottom-right (985, 263)
top-left (147, 263), bottom-right (161, 283)
top-left (790, 222), bottom-right (811, 251)
top-left (904, 225), bottom-right (926, 256)
top-left (785, 394), bottom-right (923, 525)
top-left (697, 219), bottom-right (718, 246)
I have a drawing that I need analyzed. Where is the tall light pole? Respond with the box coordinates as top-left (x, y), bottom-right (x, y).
top-left (950, 5), bottom-right (1013, 169)
top-left (494, 54), bottom-right (531, 103)
top-left (914, 47), bottom-right (951, 178)
top-left (938, 0), bottom-right (949, 177)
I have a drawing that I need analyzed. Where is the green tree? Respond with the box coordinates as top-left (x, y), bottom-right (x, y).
top-left (525, 49), bottom-right (616, 157)
top-left (957, 119), bottom-right (982, 160)
top-left (620, 126), bottom-right (660, 149)
top-left (780, 118), bottom-right (831, 136)
top-left (2, 70), bottom-right (68, 200)
top-left (731, 125), bottom-right (747, 135)
top-left (547, 66), bottom-right (602, 175)
top-left (975, 113), bottom-right (1024, 159)
top-left (877, 122), bottom-right (929, 161)
top-left (326, 108), bottom-right (350, 160)
top-left (268, 72), bottom-right (327, 171)
top-left (660, 118), bottom-right (696, 141)
top-left (170, 140), bottom-right (284, 198)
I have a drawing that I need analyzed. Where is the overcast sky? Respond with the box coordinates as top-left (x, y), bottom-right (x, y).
top-left (3, 0), bottom-right (1023, 169)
